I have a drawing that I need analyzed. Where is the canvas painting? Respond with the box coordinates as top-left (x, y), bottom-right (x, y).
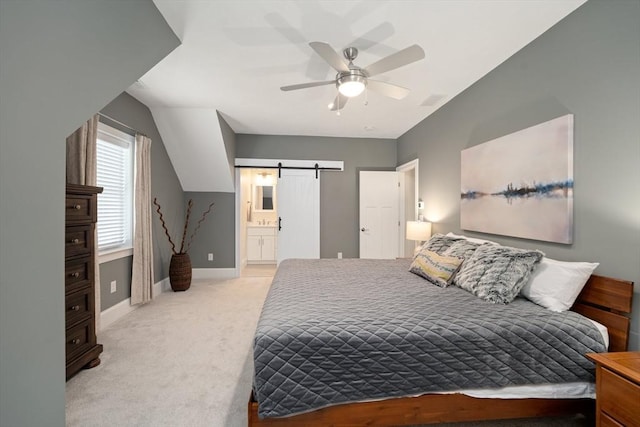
top-left (460, 114), bottom-right (574, 244)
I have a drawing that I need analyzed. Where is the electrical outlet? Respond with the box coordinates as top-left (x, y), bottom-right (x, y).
top-left (208, 253), bottom-right (213, 261)
top-left (110, 280), bottom-right (116, 294)
top-left (337, 252), bottom-right (343, 259)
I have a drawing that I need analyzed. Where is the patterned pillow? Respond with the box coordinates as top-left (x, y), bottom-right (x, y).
top-left (445, 232), bottom-right (500, 246)
top-left (454, 244), bottom-right (544, 304)
top-left (417, 233), bottom-right (463, 256)
top-left (443, 239), bottom-right (483, 261)
top-left (409, 249), bottom-right (464, 287)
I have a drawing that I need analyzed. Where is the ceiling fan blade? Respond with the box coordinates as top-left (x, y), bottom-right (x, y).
top-left (349, 22), bottom-right (395, 53)
top-left (367, 80), bottom-right (410, 100)
top-left (363, 44), bottom-right (425, 77)
top-left (329, 93), bottom-right (349, 111)
top-left (280, 80), bottom-right (334, 91)
top-left (309, 42), bottom-right (350, 73)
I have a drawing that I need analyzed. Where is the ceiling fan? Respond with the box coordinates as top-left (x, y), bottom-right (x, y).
top-left (281, 42), bottom-right (425, 111)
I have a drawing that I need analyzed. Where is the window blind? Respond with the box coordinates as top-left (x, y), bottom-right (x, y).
top-left (96, 123), bottom-right (133, 252)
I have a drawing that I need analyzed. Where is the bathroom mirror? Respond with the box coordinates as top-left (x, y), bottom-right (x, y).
top-left (253, 185), bottom-right (275, 211)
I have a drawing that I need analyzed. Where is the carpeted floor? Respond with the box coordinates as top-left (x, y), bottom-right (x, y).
top-left (66, 273), bottom-right (593, 427)
top-left (66, 276), bottom-right (271, 427)
top-left (241, 264), bottom-right (277, 277)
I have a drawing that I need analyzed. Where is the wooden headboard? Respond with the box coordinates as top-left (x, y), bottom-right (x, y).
top-left (571, 274), bottom-right (634, 352)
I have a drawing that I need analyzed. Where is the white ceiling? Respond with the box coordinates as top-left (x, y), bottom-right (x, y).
top-left (126, 0), bottom-right (586, 191)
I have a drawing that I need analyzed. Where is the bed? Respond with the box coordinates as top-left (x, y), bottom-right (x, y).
top-left (248, 252), bottom-right (633, 426)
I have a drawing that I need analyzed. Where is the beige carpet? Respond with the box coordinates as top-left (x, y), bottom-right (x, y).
top-left (66, 273), bottom-right (592, 427)
top-left (241, 264), bottom-right (277, 277)
top-left (66, 276), bottom-right (271, 427)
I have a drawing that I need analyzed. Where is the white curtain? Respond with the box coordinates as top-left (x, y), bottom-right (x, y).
top-left (66, 114), bottom-right (101, 329)
top-left (66, 115), bottom-right (98, 185)
top-left (131, 134), bottom-right (154, 305)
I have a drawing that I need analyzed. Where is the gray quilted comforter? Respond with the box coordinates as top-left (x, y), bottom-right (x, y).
top-left (253, 259), bottom-right (606, 419)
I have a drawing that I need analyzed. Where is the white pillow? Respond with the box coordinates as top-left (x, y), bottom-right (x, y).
top-left (446, 232), bottom-right (499, 246)
top-left (520, 257), bottom-right (599, 312)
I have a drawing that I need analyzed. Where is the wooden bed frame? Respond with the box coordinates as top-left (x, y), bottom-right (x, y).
top-left (248, 274), bottom-right (634, 426)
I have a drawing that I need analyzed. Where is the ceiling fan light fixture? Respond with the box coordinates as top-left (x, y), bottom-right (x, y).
top-left (337, 74), bottom-right (366, 97)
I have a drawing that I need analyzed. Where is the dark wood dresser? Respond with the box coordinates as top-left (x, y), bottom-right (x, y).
top-left (65, 184), bottom-right (103, 380)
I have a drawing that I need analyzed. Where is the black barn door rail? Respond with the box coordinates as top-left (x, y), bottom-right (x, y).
top-left (235, 163), bottom-right (341, 179)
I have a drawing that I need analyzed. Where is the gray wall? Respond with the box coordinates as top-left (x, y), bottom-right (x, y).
top-left (184, 192), bottom-right (237, 268)
top-left (100, 257), bottom-right (133, 309)
top-left (236, 135), bottom-right (397, 258)
top-left (397, 0), bottom-right (640, 349)
top-left (100, 92), bottom-right (184, 309)
top-left (218, 112), bottom-right (236, 188)
top-left (0, 1), bottom-right (179, 426)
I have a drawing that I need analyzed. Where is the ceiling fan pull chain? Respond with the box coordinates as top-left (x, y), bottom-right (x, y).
top-left (336, 90), bottom-right (341, 116)
top-left (364, 87), bottom-right (369, 106)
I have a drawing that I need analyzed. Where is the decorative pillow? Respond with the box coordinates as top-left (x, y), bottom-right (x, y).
top-left (446, 232), bottom-right (499, 246)
top-left (409, 249), bottom-right (464, 287)
top-left (454, 245), bottom-right (544, 304)
top-left (417, 233), bottom-right (463, 257)
top-left (443, 239), bottom-right (483, 261)
top-left (520, 257), bottom-right (599, 312)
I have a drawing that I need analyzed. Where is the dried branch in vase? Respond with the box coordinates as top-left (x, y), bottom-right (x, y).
top-left (179, 199), bottom-right (193, 253)
top-left (185, 200), bottom-right (216, 253)
top-left (153, 198), bottom-right (215, 255)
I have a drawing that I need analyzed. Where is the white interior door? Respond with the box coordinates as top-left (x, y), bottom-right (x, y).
top-left (277, 169), bottom-right (320, 264)
top-left (359, 171), bottom-right (399, 259)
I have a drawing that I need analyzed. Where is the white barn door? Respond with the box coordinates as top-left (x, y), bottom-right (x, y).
top-left (277, 169), bottom-right (320, 264)
top-left (359, 171), bottom-right (399, 259)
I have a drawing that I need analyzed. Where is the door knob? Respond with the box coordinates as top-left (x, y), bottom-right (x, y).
top-left (360, 227), bottom-right (366, 232)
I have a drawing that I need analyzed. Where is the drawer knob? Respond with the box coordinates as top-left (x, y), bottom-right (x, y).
top-left (74, 204), bottom-right (82, 210)
top-left (70, 272), bottom-right (80, 278)
top-left (71, 238), bottom-right (80, 244)
top-left (72, 338), bottom-right (80, 345)
top-left (71, 305), bottom-right (81, 311)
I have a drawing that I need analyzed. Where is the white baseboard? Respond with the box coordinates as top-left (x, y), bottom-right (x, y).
top-left (153, 277), bottom-right (171, 297)
top-left (100, 270), bottom-right (237, 330)
top-left (192, 268), bottom-right (237, 280)
top-left (100, 277), bottom-right (170, 331)
top-left (100, 298), bottom-right (137, 331)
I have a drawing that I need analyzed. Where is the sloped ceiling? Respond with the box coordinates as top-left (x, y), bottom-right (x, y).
top-left (151, 108), bottom-right (235, 192)
top-left (129, 0), bottom-right (587, 192)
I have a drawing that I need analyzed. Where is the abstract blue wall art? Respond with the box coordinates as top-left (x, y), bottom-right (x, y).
top-left (461, 114), bottom-right (574, 244)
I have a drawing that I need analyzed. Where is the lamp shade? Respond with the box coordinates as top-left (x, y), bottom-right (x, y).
top-left (337, 74), bottom-right (366, 97)
top-left (406, 221), bottom-right (432, 241)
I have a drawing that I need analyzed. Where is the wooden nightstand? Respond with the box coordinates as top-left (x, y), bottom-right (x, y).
top-left (587, 352), bottom-right (640, 427)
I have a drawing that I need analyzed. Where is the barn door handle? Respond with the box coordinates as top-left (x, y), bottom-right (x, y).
top-left (278, 217), bottom-right (282, 231)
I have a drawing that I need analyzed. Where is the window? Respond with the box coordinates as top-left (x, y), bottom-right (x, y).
top-left (96, 122), bottom-right (134, 254)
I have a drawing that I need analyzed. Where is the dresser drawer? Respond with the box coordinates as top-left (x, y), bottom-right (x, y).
top-left (599, 412), bottom-right (624, 427)
top-left (65, 258), bottom-right (92, 293)
top-left (66, 225), bottom-right (93, 258)
top-left (66, 194), bottom-right (96, 223)
top-left (66, 319), bottom-right (94, 361)
top-left (65, 289), bottom-right (92, 328)
top-left (600, 367), bottom-right (640, 425)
